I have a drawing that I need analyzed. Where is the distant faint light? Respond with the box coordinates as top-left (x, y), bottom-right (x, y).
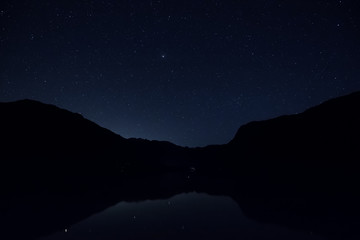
top-left (64, 229), bottom-right (68, 233)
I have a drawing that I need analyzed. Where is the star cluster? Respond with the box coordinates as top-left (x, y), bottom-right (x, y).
top-left (1, 0), bottom-right (360, 146)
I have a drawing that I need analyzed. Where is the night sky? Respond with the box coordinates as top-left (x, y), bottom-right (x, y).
top-left (1, 1), bottom-right (360, 147)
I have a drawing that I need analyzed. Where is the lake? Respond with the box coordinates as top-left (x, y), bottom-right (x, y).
top-left (40, 192), bottom-right (323, 240)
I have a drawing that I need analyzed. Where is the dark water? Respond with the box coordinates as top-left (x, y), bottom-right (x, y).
top-left (40, 192), bottom-right (322, 240)
top-left (2, 172), bottom-right (360, 240)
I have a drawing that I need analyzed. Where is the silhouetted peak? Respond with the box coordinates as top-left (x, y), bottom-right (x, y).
top-left (14, 99), bottom-right (44, 104)
top-left (2, 98), bottom-right (57, 108)
top-left (303, 90), bottom-right (360, 115)
top-left (1, 98), bottom-right (84, 118)
top-left (230, 91), bottom-right (360, 144)
top-left (0, 98), bottom-right (125, 143)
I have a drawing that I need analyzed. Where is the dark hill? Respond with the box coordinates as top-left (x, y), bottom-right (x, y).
top-left (1, 92), bottom-right (360, 239)
top-left (1, 91), bottom-right (360, 195)
top-left (0, 99), bottom-right (190, 193)
top-left (222, 91), bottom-right (360, 195)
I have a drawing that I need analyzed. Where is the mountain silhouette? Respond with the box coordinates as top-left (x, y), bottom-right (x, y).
top-left (0, 99), bottom-right (190, 194)
top-left (1, 92), bottom-right (360, 239)
top-left (218, 91), bottom-right (360, 196)
top-left (1, 92), bottom-right (360, 194)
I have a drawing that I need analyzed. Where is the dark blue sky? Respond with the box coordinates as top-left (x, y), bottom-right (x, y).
top-left (1, 0), bottom-right (360, 147)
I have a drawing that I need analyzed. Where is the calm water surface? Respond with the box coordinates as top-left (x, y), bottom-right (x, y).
top-left (41, 192), bottom-right (323, 240)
